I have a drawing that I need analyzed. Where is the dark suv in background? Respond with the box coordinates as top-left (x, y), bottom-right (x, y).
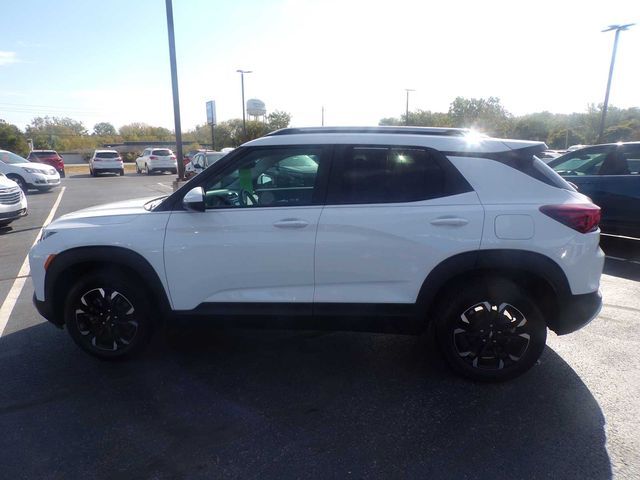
top-left (27, 150), bottom-right (65, 177)
top-left (549, 142), bottom-right (640, 238)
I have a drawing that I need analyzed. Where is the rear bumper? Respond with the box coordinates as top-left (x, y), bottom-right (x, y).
top-left (552, 290), bottom-right (602, 335)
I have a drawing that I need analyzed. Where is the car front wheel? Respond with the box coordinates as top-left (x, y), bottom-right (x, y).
top-left (64, 272), bottom-right (154, 359)
top-left (433, 276), bottom-right (547, 382)
top-left (7, 174), bottom-right (27, 192)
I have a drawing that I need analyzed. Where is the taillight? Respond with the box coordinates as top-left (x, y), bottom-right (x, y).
top-left (149, 156), bottom-right (157, 160)
top-left (170, 155), bottom-right (176, 160)
top-left (539, 204), bottom-right (601, 233)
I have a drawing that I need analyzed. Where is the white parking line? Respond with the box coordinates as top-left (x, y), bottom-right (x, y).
top-left (0, 187), bottom-right (66, 337)
top-left (156, 183), bottom-right (173, 190)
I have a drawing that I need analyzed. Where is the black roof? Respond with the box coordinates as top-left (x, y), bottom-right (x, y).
top-left (266, 126), bottom-right (471, 137)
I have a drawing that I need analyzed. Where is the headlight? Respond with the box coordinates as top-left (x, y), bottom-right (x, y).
top-left (22, 167), bottom-right (41, 174)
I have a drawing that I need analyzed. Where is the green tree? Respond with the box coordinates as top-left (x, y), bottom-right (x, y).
top-left (119, 123), bottom-right (172, 141)
top-left (602, 119), bottom-right (640, 143)
top-left (547, 128), bottom-right (585, 149)
top-left (267, 110), bottom-right (291, 131)
top-left (25, 116), bottom-right (90, 151)
top-left (93, 122), bottom-right (117, 136)
top-left (0, 120), bottom-right (29, 156)
top-left (448, 96), bottom-right (512, 136)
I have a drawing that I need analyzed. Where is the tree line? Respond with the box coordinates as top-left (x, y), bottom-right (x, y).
top-left (2, 97), bottom-right (639, 158)
top-left (379, 97), bottom-right (640, 148)
top-left (0, 110), bottom-right (292, 157)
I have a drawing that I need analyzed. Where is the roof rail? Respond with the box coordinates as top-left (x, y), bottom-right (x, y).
top-left (266, 126), bottom-right (470, 137)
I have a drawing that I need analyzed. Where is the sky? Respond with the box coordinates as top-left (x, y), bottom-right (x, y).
top-left (0, 0), bottom-right (638, 132)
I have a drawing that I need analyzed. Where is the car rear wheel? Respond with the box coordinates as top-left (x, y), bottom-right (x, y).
top-left (433, 276), bottom-right (547, 382)
top-left (6, 174), bottom-right (27, 192)
top-left (145, 164), bottom-right (151, 175)
top-left (119, 169), bottom-right (125, 176)
top-left (64, 272), bottom-right (154, 359)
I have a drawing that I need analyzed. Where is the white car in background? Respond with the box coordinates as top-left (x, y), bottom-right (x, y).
top-left (89, 150), bottom-right (124, 177)
top-left (0, 149), bottom-right (61, 192)
top-left (185, 150), bottom-right (228, 179)
top-left (135, 148), bottom-right (177, 175)
top-left (0, 172), bottom-right (28, 227)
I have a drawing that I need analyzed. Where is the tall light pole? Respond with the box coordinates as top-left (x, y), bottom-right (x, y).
top-left (405, 89), bottom-right (415, 126)
top-left (598, 23), bottom-right (634, 142)
top-left (236, 69), bottom-right (252, 138)
top-left (164, 0), bottom-right (185, 181)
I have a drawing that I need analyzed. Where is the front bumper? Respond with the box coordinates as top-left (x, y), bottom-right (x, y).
top-left (0, 207), bottom-right (27, 222)
top-left (553, 290), bottom-right (602, 335)
top-left (33, 293), bottom-right (64, 328)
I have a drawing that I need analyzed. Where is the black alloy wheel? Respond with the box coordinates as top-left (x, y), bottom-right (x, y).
top-left (434, 277), bottom-right (547, 381)
top-left (64, 273), bottom-right (153, 359)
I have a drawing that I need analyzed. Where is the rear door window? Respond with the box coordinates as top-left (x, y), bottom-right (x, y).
top-left (327, 146), bottom-right (470, 204)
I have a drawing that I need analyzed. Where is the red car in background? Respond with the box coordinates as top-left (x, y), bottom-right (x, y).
top-left (27, 150), bottom-right (65, 177)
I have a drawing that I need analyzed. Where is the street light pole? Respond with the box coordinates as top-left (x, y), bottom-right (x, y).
top-left (164, 0), bottom-right (185, 181)
top-left (236, 69), bottom-right (252, 139)
top-left (597, 23), bottom-right (634, 142)
top-left (405, 89), bottom-right (415, 126)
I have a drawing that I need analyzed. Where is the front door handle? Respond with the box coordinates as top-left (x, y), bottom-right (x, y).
top-left (430, 217), bottom-right (469, 227)
top-left (273, 218), bottom-right (309, 229)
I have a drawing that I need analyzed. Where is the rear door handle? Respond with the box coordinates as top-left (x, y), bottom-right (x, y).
top-left (273, 219), bottom-right (309, 229)
top-left (430, 217), bottom-right (469, 227)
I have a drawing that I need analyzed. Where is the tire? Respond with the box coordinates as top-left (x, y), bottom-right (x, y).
top-left (7, 174), bottom-right (27, 192)
top-left (60, 169), bottom-right (66, 178)
top-left (90, 168), bottom-right (96, 177)
top-left (136, 164), bottom-right (141, 174)
top-left (145, 165), bottom-right (151, 175)
top-left (433, 276), bottom-right (547, 382)
top-left (119, 169), bottom-right (125, 176)
top-left (171, 169), bottom-right (177, 175)
top-left (64, 271), bottom-right (154, 360)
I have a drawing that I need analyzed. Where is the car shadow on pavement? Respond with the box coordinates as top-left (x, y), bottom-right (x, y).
top-left (0, 323), bottom-right (611, 480)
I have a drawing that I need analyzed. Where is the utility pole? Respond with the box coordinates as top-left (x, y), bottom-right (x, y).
top-left (236, 69), bottom-right (252, 138)
top-left (597, 24), bottom-right (634, 142)
top-left (164, 0), bottom-right (185, 181)
top-left (405, 89), bottom-right (415, 126)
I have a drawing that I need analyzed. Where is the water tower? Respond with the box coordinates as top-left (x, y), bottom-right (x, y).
top-left (246, 98), bottom-right (267, 122)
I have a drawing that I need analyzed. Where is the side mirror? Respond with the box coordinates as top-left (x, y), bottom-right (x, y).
top-left (183, 186), bottom-right (205, 212)
top-left (568, 181), bottom-right (579, 191)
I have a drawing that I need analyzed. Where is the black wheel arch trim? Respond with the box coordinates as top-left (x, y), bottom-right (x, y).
top-left (43, 246), bottom-right (172, 326)
top-left (417, 249), bottom-right (573, 331)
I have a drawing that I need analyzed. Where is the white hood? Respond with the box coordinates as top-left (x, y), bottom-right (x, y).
top-left (0, 174), bottom-right (20, 189)
top-left (54, 196), bottom-right (161, 225)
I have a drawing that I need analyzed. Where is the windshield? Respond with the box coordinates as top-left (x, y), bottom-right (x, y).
top-left (0, 151), bottom-right (30, 164)
top-left (551, 151), bottom-right (607, 176)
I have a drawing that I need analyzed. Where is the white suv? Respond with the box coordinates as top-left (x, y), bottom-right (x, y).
top-left (135, 148), bottom-right (177, 175)
top-left (0, 173), bottom-right (27, 227)
top-left (89, 150), bottom-right (124, 177)
top-left (0, 149), bottom-right (61, 192)
top-left (29, 127), bottom-right (604, 381)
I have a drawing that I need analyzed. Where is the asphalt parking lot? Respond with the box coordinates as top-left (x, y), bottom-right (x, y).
top-left (0, 172), bottom-right (638, 479)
